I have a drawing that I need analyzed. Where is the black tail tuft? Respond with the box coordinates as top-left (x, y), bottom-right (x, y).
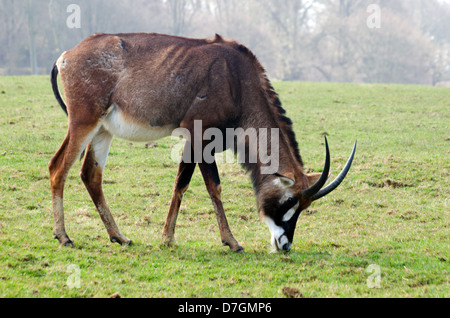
top-left (51, 62), bottom-right (68, 116)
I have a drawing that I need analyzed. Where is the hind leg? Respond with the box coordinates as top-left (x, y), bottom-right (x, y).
top-left (81, 128), bottom-right (131, 245)
top-left (49, 125), bottom-right (100, 246)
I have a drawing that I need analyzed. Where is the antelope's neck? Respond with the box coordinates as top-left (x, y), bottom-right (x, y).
top-left (236, 110), bottom-right (301, 190)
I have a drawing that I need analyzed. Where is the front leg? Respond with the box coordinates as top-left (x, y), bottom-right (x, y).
top-left (198, 161), bottom-right (243, 253)
top-left (162, 143), bottom-right (196, 246)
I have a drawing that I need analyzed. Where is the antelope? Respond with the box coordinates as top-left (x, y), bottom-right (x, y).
top-left (49, 33), bottom-right (356, 252)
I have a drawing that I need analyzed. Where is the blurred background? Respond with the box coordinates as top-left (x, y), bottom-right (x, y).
top-left (1, 0), bottom-right (449, 85)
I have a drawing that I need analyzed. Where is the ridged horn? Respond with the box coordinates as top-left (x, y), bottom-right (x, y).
top-left (310, 139), bottom-right (357, 201)
top-left (301, 137), bottom-right (331, 199)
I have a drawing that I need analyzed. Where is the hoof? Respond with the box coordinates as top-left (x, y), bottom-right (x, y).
top-left (162, 234), bottom-right (176, 247)
top-left (110, 236), bottom-right (132, 246)
top-left (231, 245), bottom-right (244, 253)
top-left (54, 234), bottom-right (74, 248)
top-left (223, 240), bottom-right (244, 253)
top-left (63, 241), bottom-right (75, 248)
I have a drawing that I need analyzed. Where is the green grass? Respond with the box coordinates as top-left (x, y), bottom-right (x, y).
top-left (0, 76), bottom-right (448, 298)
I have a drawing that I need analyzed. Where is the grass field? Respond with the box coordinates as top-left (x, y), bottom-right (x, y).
top-left (0, 76), bottom-right (448, 298)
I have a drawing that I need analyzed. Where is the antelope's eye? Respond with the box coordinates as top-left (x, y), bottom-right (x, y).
top-left (286, 197), bottom-right (294, 205)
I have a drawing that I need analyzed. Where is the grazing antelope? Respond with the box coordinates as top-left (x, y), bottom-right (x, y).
top-left (49, 33), bottom-right (356, 252)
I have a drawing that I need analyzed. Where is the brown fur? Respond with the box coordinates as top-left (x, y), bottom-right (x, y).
top-left (49, 33), bottom-right (346, 251)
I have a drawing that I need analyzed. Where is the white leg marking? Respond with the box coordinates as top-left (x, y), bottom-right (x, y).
top-left (91, 129), bottom-right (114, 170)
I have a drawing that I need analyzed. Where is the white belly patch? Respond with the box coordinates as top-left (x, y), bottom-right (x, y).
top-left (103, 105), bottom-right (176, 142)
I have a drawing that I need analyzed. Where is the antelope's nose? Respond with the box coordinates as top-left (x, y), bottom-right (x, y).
top-left (282, 242), bottom-right (291, 252)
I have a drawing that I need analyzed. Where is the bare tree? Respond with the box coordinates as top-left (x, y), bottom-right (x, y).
top-left (255, 0), bottom-right (320, 80)
top-left (308, 0), bottom-right (436, 84)
top-left (26, 0), bottom-right (38, 75)
top-left (0, 0), bottom-right (27, 74)
top-left (0, 0), bottom-right (448, 83)
top-left (49, 0), bottom-right (63, 53)
top-left (164, 0), bottom-right (201, 35)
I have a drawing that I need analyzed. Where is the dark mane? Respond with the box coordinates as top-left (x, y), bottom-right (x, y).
top-left (263, 79), bottom-right (303, 167)
top-left (231, 41), bottom-right (304, 167)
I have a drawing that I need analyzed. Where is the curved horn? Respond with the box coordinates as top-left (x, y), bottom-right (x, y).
top-left (302, 137), bottom-right (331, 199)
top-left (310, 139), bottom-right (357, 201)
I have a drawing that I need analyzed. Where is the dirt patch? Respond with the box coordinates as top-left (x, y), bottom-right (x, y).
top-left (304, 209), bottom-right (319, 216)
top-left (238, 215), bottom-right (249, 221)
top-left (74, 208), bottom-right (91, 218)
top-left (399, 210), bottom-right (420, 220)
top-left (282, 287), bottom-right (304, 298)
top-left (368, 179), bottom-right (412, 189)
top-left (145, 142), bottom-right (158, 149)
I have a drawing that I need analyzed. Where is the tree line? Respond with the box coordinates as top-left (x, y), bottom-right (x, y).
top-left (1, 0), bottom-right (449, 85)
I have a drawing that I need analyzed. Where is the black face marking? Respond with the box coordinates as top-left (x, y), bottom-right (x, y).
top-left (264, 194), bottom-right (303, 251)
top-left (276, 197), bottom-right (299, 224)
top-left (263, 194), bottom-right (300, 224)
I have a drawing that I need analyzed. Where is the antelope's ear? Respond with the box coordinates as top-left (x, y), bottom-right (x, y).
top-left (275, 172), bottom-right (295, 188)
top-left (306, 172), bottom-right (330, 187)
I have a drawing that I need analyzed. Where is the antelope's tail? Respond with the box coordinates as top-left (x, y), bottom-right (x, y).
top-left (51, 62), bottom-right (68, 116)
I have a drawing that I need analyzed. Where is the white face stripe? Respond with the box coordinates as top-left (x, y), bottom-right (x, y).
top-left (264, 217), bottom-right (286, 251)
top-left (282, 202), bottom-right (299, 222)
top-left (265, 217), bottom-right (284, 239)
